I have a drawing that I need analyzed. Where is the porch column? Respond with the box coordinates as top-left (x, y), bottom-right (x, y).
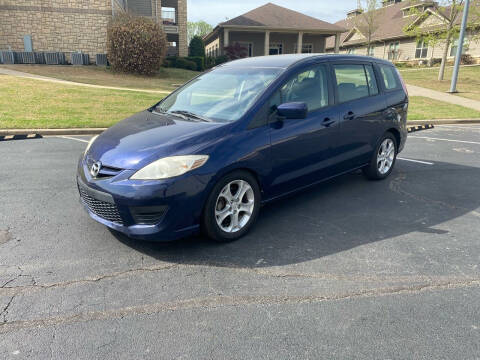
top-left (224, 28), bottom-right (230, 48)
top-left (334, 33), bottom-right (340, 54)
top-left (297, 32), bottom-right (304, 54)
top-left (264, 30), bottom-right (270, 56)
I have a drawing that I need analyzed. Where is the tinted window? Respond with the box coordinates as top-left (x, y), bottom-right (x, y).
top-left (379, 64), bottom-right (400, 90)
top-left (274, 65), bottom-right (329, 112)
top-left (334, 64), bottom-right (370, 103)
top-left (364, 65), bottom-right (379, 96)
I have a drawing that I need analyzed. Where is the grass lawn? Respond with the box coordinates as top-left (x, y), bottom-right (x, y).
top-left (0, 75), bottom-right (164, 128)
top-left (0, 65), bottom-right (199, 92)
top-left (408, 96), bottom-right (480, 120)
top-left (2, 75), bottom-right (480, 129)
top-left (399, 65), bottom-right (480, 102)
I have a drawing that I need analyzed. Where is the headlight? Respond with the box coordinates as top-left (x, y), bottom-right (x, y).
top-left (130, 155), bottom-right (209, 180)
top-left (84, 135), bottom-right (98, 156)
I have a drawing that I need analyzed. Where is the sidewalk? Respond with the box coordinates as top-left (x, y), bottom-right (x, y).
top-left (407, 84), bottom-right (480, 112)
top-left (0, 67), bottom-right (171, 95)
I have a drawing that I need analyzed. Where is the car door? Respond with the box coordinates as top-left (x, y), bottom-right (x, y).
top-left (266, 63), bottom-right (340, 198)
top-left (330, 61), bottom-right (385, 171)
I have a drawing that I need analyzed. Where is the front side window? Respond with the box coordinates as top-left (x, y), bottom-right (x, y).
top-left (379, 64), bottom-right (400, 90)
top-left (157, 67), bottom-right (282, 123)
top-left (415, 39), bottom-right (429, 58)
top-left (271, 65), bottom-right (330, 113)
top-left (334, 64), bottom-right (371, 103)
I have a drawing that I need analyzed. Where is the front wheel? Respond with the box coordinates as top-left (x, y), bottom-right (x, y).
top-left (363, 133), bottom-right (397, 180)
top-left (203, 171), bottom-right (261, 242)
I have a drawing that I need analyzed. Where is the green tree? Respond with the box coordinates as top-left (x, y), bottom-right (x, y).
top-left (189, 35), bottom-right (206, 57)
top-left (404, 0), bottom-right (480, 81)
top-left (187, 21), bottom-right (213, 43)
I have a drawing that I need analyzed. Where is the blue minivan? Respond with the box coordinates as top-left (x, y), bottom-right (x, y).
top-left (78, 54), bottom-right (408, 242)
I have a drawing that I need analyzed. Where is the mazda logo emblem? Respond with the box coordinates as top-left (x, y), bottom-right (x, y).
top-left (90, 161), bottom-right (102, 177)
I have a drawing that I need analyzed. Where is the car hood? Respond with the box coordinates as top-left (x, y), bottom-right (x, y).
top-left (88, 111), bottom-right (227, 170)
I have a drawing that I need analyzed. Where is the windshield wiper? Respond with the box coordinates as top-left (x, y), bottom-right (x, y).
top-left (170, 110), bottom-right (212, 123)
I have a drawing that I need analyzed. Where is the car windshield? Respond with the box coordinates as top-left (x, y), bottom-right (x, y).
top-left (156, 67), bottom-right (283, 123)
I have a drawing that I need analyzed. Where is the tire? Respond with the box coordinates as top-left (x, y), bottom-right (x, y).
top-left (203, 170), bottom-right (261, 242)
top-left (363, 132), bottom-right (398, 180)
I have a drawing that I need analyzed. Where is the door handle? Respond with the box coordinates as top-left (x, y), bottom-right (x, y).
top-left (344, 111), bottom-right (355, 121)
top-left (323, 117), bottom-right (336, 127)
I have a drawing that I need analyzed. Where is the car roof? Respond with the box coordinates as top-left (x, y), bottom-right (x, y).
top-left (221, 54), bottom-right (394, 69)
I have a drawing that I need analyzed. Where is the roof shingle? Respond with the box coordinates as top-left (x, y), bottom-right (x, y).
top-left (220, 3), bottom-right (345, 32)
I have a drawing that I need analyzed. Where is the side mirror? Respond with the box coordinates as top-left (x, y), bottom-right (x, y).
top-left (277, 102), bottom-right (308, 120)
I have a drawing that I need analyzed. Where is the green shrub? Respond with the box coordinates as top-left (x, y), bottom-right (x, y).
top-left (215, 55), bottom-right (229, 66)
top-left (186, 56), bottom-right (205, 71)
top-left (189, 36), bottom-right (206, 57)
top-left (107, 13), bottom-right (167, 75)
top-left (175, 57), bottom-right (198, 71)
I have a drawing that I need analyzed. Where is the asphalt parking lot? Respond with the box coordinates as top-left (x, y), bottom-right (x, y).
top-left (1, 125), bottom-right (479, 359)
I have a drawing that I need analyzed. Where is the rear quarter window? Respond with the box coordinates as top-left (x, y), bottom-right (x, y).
top-left (379, 64), bottom-right (401, 91)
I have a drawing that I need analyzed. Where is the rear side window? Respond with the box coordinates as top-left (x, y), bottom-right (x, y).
top-left (334, 64), bottom-right (371, 103)
top-left (379, 64), bottom-right (400, 90)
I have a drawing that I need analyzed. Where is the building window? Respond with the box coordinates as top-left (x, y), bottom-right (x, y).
top-left (269, 43), bottom-right (283, 55)
top-left (237, 42), bottom-right (253, 57)
top-left (388, 42), bottom-right (399, 60)
top-left (294, 43), bottom-right (314, 54)
top-left (415, 39), bottom-right (428, 58)
top-left (367, 45), bottom-right (375, 56)
top-left (161, 7), bottom-right (176, 25)
top-left (347, 48), bottom-right (356, 54)
top-left (450, 37), bottom-right (468, 57)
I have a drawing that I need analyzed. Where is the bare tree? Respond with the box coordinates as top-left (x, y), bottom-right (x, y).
top-left (404, 0), bottom-right (480, 81)
top-left (355, 0), bottom-right (383, 51)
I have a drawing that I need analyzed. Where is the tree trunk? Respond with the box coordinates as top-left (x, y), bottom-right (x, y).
top-left (438, 32), bottom-right (452, 81)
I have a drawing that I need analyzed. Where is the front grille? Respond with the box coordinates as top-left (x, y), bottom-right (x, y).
top-left (79, 187), bottom-right (123, 224)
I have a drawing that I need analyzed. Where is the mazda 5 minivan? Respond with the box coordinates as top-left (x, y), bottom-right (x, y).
top-left (78, 54), bottom-right (408, 242)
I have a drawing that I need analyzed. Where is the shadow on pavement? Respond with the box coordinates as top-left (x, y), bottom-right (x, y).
top-left (113, 160), bottom-right (480, 268)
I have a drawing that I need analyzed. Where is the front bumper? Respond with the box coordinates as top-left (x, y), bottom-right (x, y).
top-left (77, 157), bottom-right (209, 241)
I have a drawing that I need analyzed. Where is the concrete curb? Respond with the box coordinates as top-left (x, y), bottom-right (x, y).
top-left (1, 119), bottom-right (479, 136)
top-left (407, 119), bottom-right (480, 125)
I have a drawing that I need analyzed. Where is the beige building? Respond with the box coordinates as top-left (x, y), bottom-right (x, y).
top-left (325, 0), bottom-right (480, 62)
top-left (204, 3), bottom-right (345, 58)
top-left (0, 0), bottom-right (188, 62)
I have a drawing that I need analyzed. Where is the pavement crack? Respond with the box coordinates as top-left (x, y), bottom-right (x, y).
top-left (0, 278), bottom-right (478, 334)
top-left (1, 294), bottom-right (16, 323)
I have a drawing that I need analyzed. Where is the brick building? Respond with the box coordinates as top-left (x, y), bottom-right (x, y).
top-left (0, 0), bottom-right (188, 62)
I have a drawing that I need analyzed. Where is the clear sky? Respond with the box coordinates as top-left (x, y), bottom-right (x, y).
top-left (187, 0), bottom-right (356, 26)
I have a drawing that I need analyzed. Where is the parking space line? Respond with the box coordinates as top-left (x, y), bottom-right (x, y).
top-left (56, 136), bottom-right (89, 143)
top-left (435, 125), bottom-right (480, 130)
top-left (409, 136), bottom-right (480, 145)
top-left (398, 157), bottom-right (434, 165)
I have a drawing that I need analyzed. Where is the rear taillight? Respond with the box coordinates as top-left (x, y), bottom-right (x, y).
top-left (396, 68), bottom-right (408, 97)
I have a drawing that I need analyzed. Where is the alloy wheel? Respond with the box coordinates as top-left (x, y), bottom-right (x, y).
top-left (377, 138), bottom-right (395, 175)
top-left (215, 180), bottom-right (255, 233)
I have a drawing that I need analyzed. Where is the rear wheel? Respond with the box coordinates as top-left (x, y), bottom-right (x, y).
top-left (363, 132), bottom-right (397, 180)
top-left (203, 171), bottom-right (261, 242)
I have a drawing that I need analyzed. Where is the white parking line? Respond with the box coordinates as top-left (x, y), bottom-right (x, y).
top-left (398, 157), bottom-right (434, 165)
top-left (435, 125), bottom-right (480, 130)
top-left (409, 136), bottom-right (480, 145)
top-left (56, 136), bottom-right (89, 143)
